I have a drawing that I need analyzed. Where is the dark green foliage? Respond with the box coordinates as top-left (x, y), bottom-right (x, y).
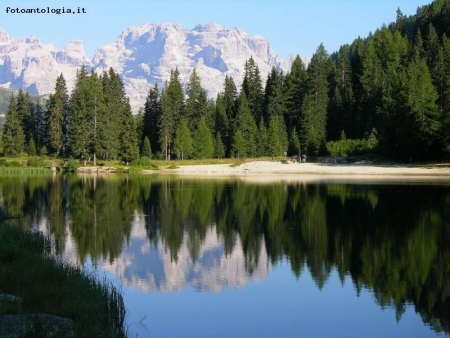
top-left (288, 127), bottom-right (301, 156)
top-left (47, 74), bottom-right (68, 156)
top-left (27, 138), bottom-right (36, 156)
top-left (141, 136), bottom-right (152, 158)
top-left (173, 118), bottom-right (193, 160)
top-left (130, 157), bottom-right (158, 169)
top-left (193, 117), bottom-right (214, 159)
top-left (143, 84), bottom-right (162, 155)
top-left (234, 92), bottom-right (258, 157)
top-left (300, 44), bottom-right (330, 156)
top-left (26, 158), bottom-right (44, 167)
top-left (16, 90), bottom-right (34, 148)
top-left (186, 68), bottom-right (208, 131)
top-left (3, 0), bottom-right (450, 163)
top-left (263, 67), bottom-right (286, 124)
top-left (242, 57), bottom-right (264, 122)
top-left (119, 100), bottom-right (139, 163)
top-left (285, 55), bottom-right (308, 133)
top-left (232, 129), bottom-right (246, 158)
top-left (214, 131), bottom-right (225, 158)
top-left (2, 94), bottom-right (25, 156)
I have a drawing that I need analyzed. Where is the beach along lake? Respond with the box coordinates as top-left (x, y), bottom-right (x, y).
top-left (2, 174), bottom-right (449, 337)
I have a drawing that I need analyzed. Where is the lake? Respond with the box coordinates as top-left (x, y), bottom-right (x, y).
top-left (1, 174), bottom-right (449, 337)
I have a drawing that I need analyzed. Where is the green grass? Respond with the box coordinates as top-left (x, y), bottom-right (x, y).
top-left (0, 223), bottom-right (126, 338)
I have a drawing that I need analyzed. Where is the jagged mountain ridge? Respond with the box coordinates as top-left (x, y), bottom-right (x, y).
top-left (0, 23), bottom-right (307, 111)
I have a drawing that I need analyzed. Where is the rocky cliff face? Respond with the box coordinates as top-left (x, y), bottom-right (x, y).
top-left (0, 24), bottom-right (308, 111)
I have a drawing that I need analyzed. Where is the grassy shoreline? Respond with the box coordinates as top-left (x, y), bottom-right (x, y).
top-left (0, 223), bottom-right (127, 337)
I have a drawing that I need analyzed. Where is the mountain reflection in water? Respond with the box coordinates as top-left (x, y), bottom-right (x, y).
top-left (1, 174), bottom-right (449, 336)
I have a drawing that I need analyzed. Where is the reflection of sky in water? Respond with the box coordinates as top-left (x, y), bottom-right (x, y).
top-left (97, 217), bottom-right (270, 293)
top-left (121, 262), bottom-right (434, 338)
top-left (26, 178), bottom-right (447, 338)
top-left (54, 218), bottom-right (436, 338)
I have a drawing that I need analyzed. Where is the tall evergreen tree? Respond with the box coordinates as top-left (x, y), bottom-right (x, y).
top-left (101, 69), bottom-right (126, 161)
top-left (193, 117), bottom-right (214, 159)
top-left (143, 83), bottom-right (161, 155)
top-left (159, 69), bottom-right (185, 160)
top-left (242, 57), bottom-right (264, 122)
top-left (15, 89), bottom-right (34, 149)
top-left (119, 98), bottom-right (139, 163)
top-left (173, 118), bottom-right (193, 160)
top-left (47, 74), bottom-right (69, 156)
top-left (141, 136), bottom-right (152, 158)
top-left (234, 92), bottom-right (258, 157)
top-left (34, 99), bottom-right (48, 153)
top-left (300, 44), bottom-right (330, 155)
top-left (185, 68), bottom-right (208, 131)
top-left (264, 67), bottom-right (286, 124)
top-left (267, 116), bottom-right (283, 160)
top-left (159, 82), bottom-right (175, 160)
top-left (2, 94), bottom-right (25, 156)
top-left (214, 131), bottom-right (225, 158)
top-left (285, 55), bottom-right (308, 134)
top-left (232, 129), bottom-right (246, 159)
top-left (68, 67), bottom-right (105, 164)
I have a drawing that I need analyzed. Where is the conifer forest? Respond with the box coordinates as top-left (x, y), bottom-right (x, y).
top-left (3, 0), bottom-right (450, 163)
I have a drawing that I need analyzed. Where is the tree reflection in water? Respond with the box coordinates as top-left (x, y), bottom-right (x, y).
top-left (1, 175), bottom-right (449, 334)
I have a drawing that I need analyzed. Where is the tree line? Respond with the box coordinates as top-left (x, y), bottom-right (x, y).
top-left (1, 68), bottom-right (138, 164)
top-left (2, 0), bottom-right (450, 162)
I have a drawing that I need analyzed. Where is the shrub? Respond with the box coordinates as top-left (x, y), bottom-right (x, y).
top-left (27, 158), bottom-right (45, 167)
top-left (130, 157), bottom-right (158, 170)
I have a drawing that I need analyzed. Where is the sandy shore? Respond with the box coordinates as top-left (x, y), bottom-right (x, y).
top-left (156, 161), bottom-right (450, 179)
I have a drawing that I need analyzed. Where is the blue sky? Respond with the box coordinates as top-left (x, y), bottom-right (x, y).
top-left (1, 0), bottom-right (429, 60)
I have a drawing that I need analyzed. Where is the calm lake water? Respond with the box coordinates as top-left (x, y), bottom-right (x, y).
top-left (2, 174), bottom-right (450, 337)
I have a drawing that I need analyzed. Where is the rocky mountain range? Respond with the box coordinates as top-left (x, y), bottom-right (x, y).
top-left (0, 23), bottom-right (307, 111)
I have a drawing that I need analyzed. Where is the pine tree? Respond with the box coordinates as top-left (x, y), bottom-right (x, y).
top-left (143, 83), bottom-right (161, 155)
top-left (234, 92), bottom-right (258, 157)
top-left (222, 75), bottom-right (238, 155)
top-left (119, 98), bottom-right (139, 163)
top-left (405, 56), bottom-right (441, 159)
top-left (141, 136), bottom-right (152, 158)
top-left (47, 74), bottom-right (68, 156)
top-left (232, 129), bottom-right (246, 159)
top-left (101, 69), bottom-right (125, 161)
top-left (28, 137), bottom-right (36, 156)
top-left (16, 89), bottom-right (34, 148)
top-left (263, 67), bottom-right (286, 124)
top-left (288, 127), bottom-right (301, 157)
top-left (185, 68), bottom-right (208, 131)
top-left (328, 45), bottom-right (355, 140)
top-left (159, 83), bottom-right (175, 160)
top-left (242, 57), bottom-right (264, 122)
top-left (2, 94), bottom-right (25, 156)
top-left (214, 93), bottom-right (229, 156)
top-left (285, 55), bottom-right (308, 133)
top-left (68, 67), bottom-right (91, 161)
top-left (214, 131), bottom-right (225, 159)
top-left (34, 99), bottom-right (48, 153)
top-left (267, 115), bottom-right (283, 160)
top-left (257, 119), bottom-right (268, 157)
top-left (173, 118), bottom-right (193, 160)
top-left (193, 117), bottom-right (214, 159)
top-left (300, 44), bottom-right (330, 155)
